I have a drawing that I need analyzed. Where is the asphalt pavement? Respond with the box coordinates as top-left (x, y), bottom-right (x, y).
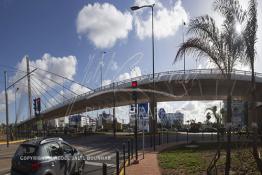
top-left (0, 132), bottom-right (222, 175)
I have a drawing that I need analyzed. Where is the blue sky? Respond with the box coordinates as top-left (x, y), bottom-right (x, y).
top-left (0, 0), bottom-right (261, 124)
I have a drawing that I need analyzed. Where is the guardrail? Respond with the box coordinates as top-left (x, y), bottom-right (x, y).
top-left (20, 68), bottom-right (262, 124)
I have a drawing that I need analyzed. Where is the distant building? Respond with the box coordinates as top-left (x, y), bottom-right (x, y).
top-left (47, 114), bottom-right (96, 128)
top-left (223, 100), bottom-right (245, 127)
top-left (166, 111), bottom-right (184, 126)
top-left (97, 111), bottom-right (121, 131)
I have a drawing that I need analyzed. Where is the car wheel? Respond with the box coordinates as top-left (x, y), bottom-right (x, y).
top-left (76, 162), bottom-right (85, 175)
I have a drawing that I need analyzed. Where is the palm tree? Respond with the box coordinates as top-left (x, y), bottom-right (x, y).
top-left (242, 0), bottom-right (262, 171)
top-left (174, 0), bottom-right (245, 173)
top-left (205, 106), bottom-right (222, 174)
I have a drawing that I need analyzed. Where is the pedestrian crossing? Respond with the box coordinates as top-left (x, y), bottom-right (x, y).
top-left (75, 144), bottom-right (120, 175)
top-left (75, 144), bottom-right (119, 167)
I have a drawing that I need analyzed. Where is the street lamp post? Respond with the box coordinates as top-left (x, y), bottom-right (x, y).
top-left (15, 87), bottom-right (19, 140)
top-left (130, 3), bottom-right (156, 151)
top-left (15, 88), bottom-right (19, 124)
top-left (4, 71), bottom-right (9, 147)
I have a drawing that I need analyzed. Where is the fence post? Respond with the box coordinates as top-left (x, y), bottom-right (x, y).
top-left (131, 139), bottom-right (133, 159)
top-left (158, 132), bottom-right (161, 145)
top-left (127, 140), bottom-right (130, 166)
top-left (102, 163), bottom-right (107, 175)
top-left (167, 131), bottom-right (169, 143)
top-left (123, 143), bottom-right (126, 175)
top-left (116, 150), bottom-right (119, 175)
top-left (187, 130), bottom-right (189, 144)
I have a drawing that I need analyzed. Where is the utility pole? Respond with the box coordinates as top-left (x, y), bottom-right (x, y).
top-left (113, 82), bottom-right (116, 137)
top-left (100, 52), bottom-right (106, 88)
top-left (26, 56), bottom-right (32, 119)
top-left (4, 71), bottom-right (9, 147)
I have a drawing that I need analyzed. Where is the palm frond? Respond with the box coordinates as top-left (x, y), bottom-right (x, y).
top-left (174, 38), bottom-right (225, 75)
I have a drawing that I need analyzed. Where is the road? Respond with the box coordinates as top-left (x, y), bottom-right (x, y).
top-left (0, 132), bottom-right (223, 175)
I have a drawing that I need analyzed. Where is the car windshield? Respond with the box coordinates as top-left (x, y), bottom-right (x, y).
top-left (15, 144), bottom-right (37, 156)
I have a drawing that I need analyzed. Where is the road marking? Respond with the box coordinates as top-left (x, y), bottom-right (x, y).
top-left (85, 161), bottom-right (116, 168)
top-left (98, 150), bottom-right (115, 157)
top-left (86, 150), bottom-right (105, 157)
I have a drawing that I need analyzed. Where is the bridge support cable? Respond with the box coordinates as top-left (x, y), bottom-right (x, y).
top-left (31, 83), bottom-right (55, 109)
top-left (31, 86), bottom-right (48, 109)
top-left (29, 65), bottom-right (93, 90)
top-left (31, 80), bottom-right (59, 107)
top-left (30, 78), bottom-right (61, 106)
top-left (31, 75), bottom-right (71, 100)
top-left (32, 72), bottom-right (80, 97)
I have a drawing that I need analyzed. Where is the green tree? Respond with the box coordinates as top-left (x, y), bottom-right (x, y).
top-left (174, 0), bottom-right (246, 173)
top-left (242, 0), bottom-right (262, 171)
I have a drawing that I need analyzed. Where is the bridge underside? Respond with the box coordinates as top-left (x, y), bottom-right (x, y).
top-left (20, 73), bottom-right (262, 125)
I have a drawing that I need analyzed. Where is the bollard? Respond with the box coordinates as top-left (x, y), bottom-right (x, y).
top-left (123, 143), bottom-right (126, 175)
top-left (176, 131), bottom-right (178, 142)
top-left (127, 140), bottom-right (130, 166)
top-left (116, 150), bottom-right (119, 175)
top-left (130, 139), bottom-right (133, 159)
top-left (102, 163), bottom-right (107, 175)
top-left (150, 133), bottom-right (152, 147)
top-left (167, 131), bottom-right (169, 143)
top-left (202, 131), bottom-right (204, 140)
top-left (158, 132), bottom-right (161, 145)
top-left (187, 130), bottom-right (189, 144)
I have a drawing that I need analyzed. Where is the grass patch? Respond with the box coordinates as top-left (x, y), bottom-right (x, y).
top-left (159, 142), bottom-right (261, 175)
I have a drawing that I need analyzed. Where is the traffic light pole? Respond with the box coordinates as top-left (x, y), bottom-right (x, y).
top-left (4, 71), bottom-right (9, 147)
top-left (113, 83), bottom-right (116, 137)
top-left (135, 97), bottom-right (138, 161)
top-left (4, 68), bottom-right (37, 147)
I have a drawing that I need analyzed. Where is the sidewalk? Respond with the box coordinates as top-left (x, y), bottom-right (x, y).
top-left (0, 139), bottom-right (26, 145)
top-left (126, 142), bottom-right (186, 175)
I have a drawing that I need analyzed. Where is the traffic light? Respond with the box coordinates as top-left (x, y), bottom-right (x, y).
top-left (131, 81), bottom-right (138, 101)
top-left (33, 98), bottom-right (37, 111)
top-left (131, 81), bottom-right (138, 88)
top-left (36, 98), bottom-right (41, 112)
top-left (33, 98), bottom-right (41, 116)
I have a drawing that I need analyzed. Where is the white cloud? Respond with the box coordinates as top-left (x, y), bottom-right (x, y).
top-left (70, 83), bottom-right (90, 95)
top-left (118, 66), bottom-right (142, 81)
top-left (0, 89), bottom-right (16, 112)
top-left (111, 61), bottom-right (118, 71)
top-left (133, 0), bottom-right (188, 39)
top-left (102, 80), bottom-right (112, 86)
top-left (76, 3), bottom-right (133, 49)
top-left (0, 54), bottom-right (78, 112)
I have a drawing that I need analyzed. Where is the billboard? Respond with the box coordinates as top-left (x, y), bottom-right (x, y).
top-left (138, 103), bottom-right (148, 119)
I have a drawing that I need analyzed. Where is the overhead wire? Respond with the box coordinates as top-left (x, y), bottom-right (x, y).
top-left (30, 78), bottom-right (61, 105)
top-left (32, 72), bottom-right (78, 96)
top-left (29, 65), bottom-right (92, 90)
top-left (31, 75), bottom-right (69, 100)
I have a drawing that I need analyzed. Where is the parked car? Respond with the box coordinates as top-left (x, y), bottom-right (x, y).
top-left (11, 137), bottom-right (85, 175)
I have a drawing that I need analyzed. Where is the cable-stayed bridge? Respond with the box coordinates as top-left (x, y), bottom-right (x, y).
top-left (17, 68), bottom-right (262, 126)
